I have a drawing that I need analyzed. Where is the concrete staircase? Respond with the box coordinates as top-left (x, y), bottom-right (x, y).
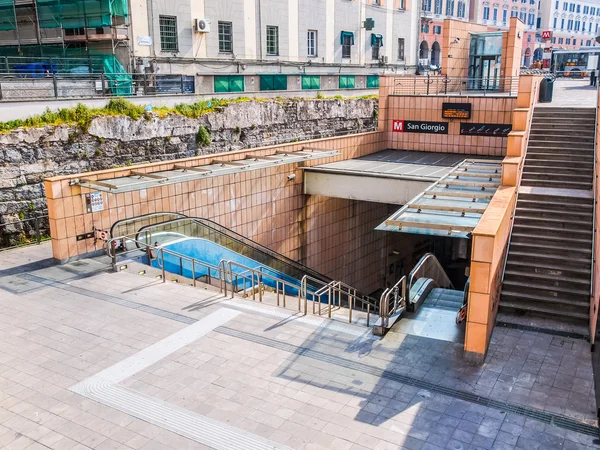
top-left (499, 107), bottom-right (595, 332)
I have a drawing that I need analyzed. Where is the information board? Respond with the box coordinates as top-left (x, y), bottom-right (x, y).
top-left (442, 103), bottom-right (472, 119)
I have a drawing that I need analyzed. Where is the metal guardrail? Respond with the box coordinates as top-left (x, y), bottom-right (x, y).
top-left (379, 275), bottom-right (406, 329)
top-left (392, 75), bottom-right (519, 96)
top-left (0, 214), bottom-right (49, 251)
top-left (0, 72), bottom-right (196, 100)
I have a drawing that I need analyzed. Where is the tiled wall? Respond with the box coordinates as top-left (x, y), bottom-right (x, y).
top-left (441, 19), bottom-right (488, 78)
top-left (44, 132), bottom-right (399, 293)
top-left (378, 91), bottom-right (516, 156)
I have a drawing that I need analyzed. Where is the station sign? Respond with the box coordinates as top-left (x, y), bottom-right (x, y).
top-left (460, 123), bottom-right (512, 137)
top-left (393, 120), bottom-right (448, 134)
top-left (541, 30), bottom-right (552, 40)
top-left (442, 102), bottom-right (472, 119)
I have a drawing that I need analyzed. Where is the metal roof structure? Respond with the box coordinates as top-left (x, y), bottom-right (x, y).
top-left (77, 148), bottom-right (339, 194)
top-left (376, 159), bottom-right (502, 238)
top-left (305, 150), bottom-right (476, 182)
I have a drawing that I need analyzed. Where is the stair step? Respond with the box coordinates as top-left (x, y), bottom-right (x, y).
top-left (505, 259), bottom-right (591, 275)
top-left (526, 153), bottom-right (594, 161)
top-left (528, 136), bottom-right (595, 143)
top-left (517, 193), bottom-right (594, 206)
top-left (512, 224), bottom-right (592, 239)
top-left (520, 171), bottom-right (593, 182)
top-left (503, 269), bottom-right (590, 287)
top-left (510, 231), bottom-right (591, 246)
top-left (521, 165), bottom-right (593, 175)
top-left (510, 240), bottom-right (592, 256)
top-left (507, 250), bottom-right (591, 267)
top-left (515, 206), bottom-right (593, 219)
top-left (527, 146), bottom-right (594, 153)
top-left (502, 279), bottom-right (590, 298)
top-left (501, 288), bottom-right (589, 308)
top-left (529, 132), bottom-right (596, 139)
top-left (499, 300), bottom-right (589, 320)
top-left (522, 159), bottom-right (594, 168)
top-left (513, 214), bottom-right (593, 228)
top-left (520, 178), bottom-right (593, 189)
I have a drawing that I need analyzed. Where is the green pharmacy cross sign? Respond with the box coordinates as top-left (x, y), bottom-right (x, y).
top-left (364, 18), bottom-right (375, 30)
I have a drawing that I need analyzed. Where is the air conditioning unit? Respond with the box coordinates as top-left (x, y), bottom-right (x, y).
top-left (195, 19), bottom-right (211, 33)
top-left (381, 55), bottom-right (389, 64)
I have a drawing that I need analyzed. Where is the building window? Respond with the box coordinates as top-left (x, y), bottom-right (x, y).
top-left (527, 34), bottom-right (531, 42)
top-left (558, 37), bottom-right (563, 43)
top-left (457, 1), bottom-right (465, 17)
top-left (569, 3), bottom-right (575, 12)
top-left (421, 23), bottom-right (430, 33)
top-left (511, 8), bottom-right (517, 17)
top-left (435, 0), bottom-right (442, 14)
top-left (422, 0), bottom-right (431, 12)
top-left (307, 30), bottom-right (317, 57)
top-left (584, 5), bottom-right (589, 14)
top-left (159, 15), bottom-right (178, 52)
top-left (446, 0), bottom-right (455, 16)
top-left (553, 37), bottom-right (556, 43)
top-left (218, 21), bottom-right (233, 53)
top-left (433, 25), bottom-right (442, 34)
top-left (592, 7), bottom-right (596, 15)
top-left (266, 26), bottom-right (279, 56)
top-left (519, 10), bottom-right (526, 21)
top-left (341, 31), bottom-right (354, 58)
top-left (561, 18), bottom-right (564, 29)
top-left (398, 38), bottom-right (405, 60)
top-left (553, 17), bottom-right (557, 28)
top-left (503, 8), bottom-right (508, 23)
top-left (587, 39), bottom-right (592, 45)
top-left (566, 38), bottom-right (571, 44)
top-left (563, 2), bottom-right (567, 10)
top-left (371, 34), bottom-right (383, 59)
top-left (576, 4), bottom-right (580, 13)
top-left (483, 6), bottom-right (490, 20)
top-left (493, 7), bottom-right (498, 21)
top-left (528, 13), bottom-right (535, 26)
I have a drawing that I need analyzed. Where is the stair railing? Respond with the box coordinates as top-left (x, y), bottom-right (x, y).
top-left (500, 83), bottom-right (538, 283)
top-left (408, 253), bottom-right (454, 303)
top-left (590, 85), bottom-right (599, 344)
top-left (379, 275), bottom-right (407, 328)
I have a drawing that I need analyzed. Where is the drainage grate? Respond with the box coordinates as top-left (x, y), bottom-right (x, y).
top-left (216, 326), bottom-right (600, 437)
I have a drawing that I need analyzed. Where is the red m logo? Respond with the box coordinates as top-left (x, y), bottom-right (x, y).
top-left (393, 120), bottom-right (404, 132)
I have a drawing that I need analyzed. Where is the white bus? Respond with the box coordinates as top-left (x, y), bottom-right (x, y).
top-left (552, 47), bottom-right (600, 77)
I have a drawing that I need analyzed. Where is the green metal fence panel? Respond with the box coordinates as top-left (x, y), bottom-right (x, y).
top-left (229, 76), bottom-right (244, 92)
top-left (339, 75), bottom-right (356, 89)
top-left (214, 76), bottom-right (230, 93)
top-left (302, 75), bottom-right (320, 90)
top-left (260, 76), bottom-right (274, 91)
top-left (367, 75), bottom-right (380, 88)
top-left (0, 0), bottom-right (15, 31)
top-left (273, 75), bottom-right (287, 90)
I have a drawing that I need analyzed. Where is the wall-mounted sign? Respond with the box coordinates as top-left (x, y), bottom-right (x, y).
top-left (541, 30), bottom-right (552, 40)
top-left (137, 36), bottom-right (153, 46)
top-left (85, 192), bottom-right (104, 213)
top-left (393, 120), bottom-right (448, 134)
top-left (442, 102), bottom-right (472, 119)
top-left (460, 123), bottom-right (512, 137)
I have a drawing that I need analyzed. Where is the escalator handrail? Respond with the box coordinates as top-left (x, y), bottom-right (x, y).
top-left (137, 216), bottom-right (378, 306)
top-left (110, 212), bottom-right (187, 238)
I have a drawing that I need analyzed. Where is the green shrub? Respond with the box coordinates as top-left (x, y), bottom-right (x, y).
top-left (316, 92), bottom-right (324, 99)
top-left (196, 125), bottom-right (211, 146)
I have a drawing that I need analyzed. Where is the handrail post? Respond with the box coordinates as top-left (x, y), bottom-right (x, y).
top-left (258, 271), bottom-right (263, 302)
top-left (328, 285), bottom-right (332, 318)
top-left (349, 295), bottom-right (353, 323)
top-left (283, 283), bottom-right (286, 308)
top-left (367, 304), bottom-right (370, 327)
top-left (192, 259), bottom-right (196, 287)
top-left (161, 248), bottom-right (166, 282)
top-left (34, 216), bottom-right (41, 245)
top-left (276, 281), bottom-right (280, 306)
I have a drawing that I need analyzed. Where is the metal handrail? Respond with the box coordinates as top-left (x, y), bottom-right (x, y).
top-left (379, 276), bottom-right (407, 328)
top-left (0, 213), bottom-right (49, 250)
top-left (590, 84), bottom-right (598, 307)
top-left (156, 246), bottom-right (223, 289)
top-left (110, 212), bottom-right (186, 238)
top-left (501, 77), bottom-right (541, 283)
top-left (408, 253), bottom-right (454, 300)
top-left (392, 75), bottom-right (519, 96)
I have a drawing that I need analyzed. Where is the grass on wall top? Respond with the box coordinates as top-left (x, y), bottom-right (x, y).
top-left (0, 94), bottom-right (377, 134)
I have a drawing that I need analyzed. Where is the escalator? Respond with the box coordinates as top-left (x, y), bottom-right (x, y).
top-left (120, 216), bottom-right (379, 311)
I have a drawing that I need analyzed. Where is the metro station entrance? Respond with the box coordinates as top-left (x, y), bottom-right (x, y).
top-left (468, 33), bottom-right (503, 90)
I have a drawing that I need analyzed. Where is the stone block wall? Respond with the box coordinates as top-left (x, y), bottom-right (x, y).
top-left (0, 97), bottom-right (377, 246)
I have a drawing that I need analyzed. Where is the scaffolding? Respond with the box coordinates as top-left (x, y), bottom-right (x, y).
top-left (0, 0), bottom-right (129, 64)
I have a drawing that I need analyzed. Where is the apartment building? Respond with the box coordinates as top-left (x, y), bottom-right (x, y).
top-left (131, 0), bottom-right (419, 90)
top-left (419, 0), bottom-right (470, 70)
top-left (471, 0), bottom-right (539, 67)
top-left (538, 0), bottom-right (600, 51)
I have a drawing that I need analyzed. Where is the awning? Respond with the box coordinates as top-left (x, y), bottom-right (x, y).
top-left (340, 31), bottom-right (355, 45)
top-left (77, 148), bottom-right (340, 194)
top-left (371, 34), bottom-right (383, 46)
top-left (376, 159), bottom-right (502, 238)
